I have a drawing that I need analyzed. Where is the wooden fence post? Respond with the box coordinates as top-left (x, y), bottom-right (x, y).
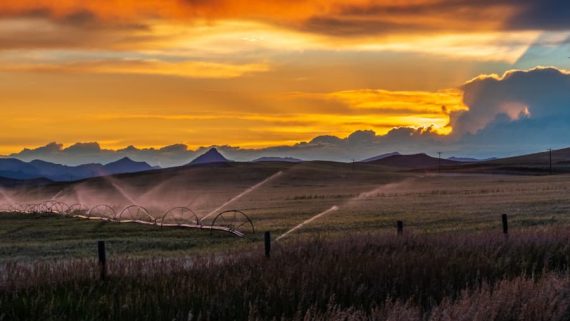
top-left (396, 220), bottom-right (404, 236)
top-left (97, 241), bottom-right (107, 281)
top-left (501, 214), bottom-right (509, 237)
top-left (264, 231), bottom-right (271, 258)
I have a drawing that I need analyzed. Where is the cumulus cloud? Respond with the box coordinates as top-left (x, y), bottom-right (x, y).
top-left (11, 142), bottom-right (197, 167)
top-left (7, 128), bottom-right (443, 165)
top-left (451, 67), bottom-right (570, 155)
top-left (453, 67), bottom-right (570, 135)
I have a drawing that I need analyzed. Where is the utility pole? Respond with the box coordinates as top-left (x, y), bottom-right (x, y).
top-left (548, 148), bottom-right (552, 175)
top-left (437, 152), bottom-right (442, 173)
top-left (97, 241), bottom-right (107, 281)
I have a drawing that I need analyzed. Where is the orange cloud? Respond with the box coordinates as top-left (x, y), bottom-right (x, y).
top-left (0, 1), bottom-right (335, 22)
top-left (0, 1), bottom-right (555, 36)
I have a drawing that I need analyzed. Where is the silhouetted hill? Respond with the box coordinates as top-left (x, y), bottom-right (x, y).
top-left (0, 158), bottom-right (42, 180)
top-left (0, 176), bottom-right (53, 187)
top-left (103, 157), bottom-right (154, 174)
top-left (441, 148), bottom-right (570, 174)
top-left (252, 157), bottom-right (303, 163)
top-left (369, 153), bottom-right (461, 169)
top-left (0, 157), bottom-right (155, 182)
top-left (486, 148), bottom-right (570, 166)
top-left (190, 148), bottom-right (230, 165)
top-left (448, 157), bottom-right (497, 163)
top-left (360, 152), bottom-right (400, 162)
top-left (29, 159), bottom-right (104, 181)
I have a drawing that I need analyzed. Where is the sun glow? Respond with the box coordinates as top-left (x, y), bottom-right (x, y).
top-left (0, 1), bottom-right (566, 154)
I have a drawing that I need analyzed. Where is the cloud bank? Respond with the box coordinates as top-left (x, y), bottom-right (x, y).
top-left (5, 67), bottom-right (570, 166)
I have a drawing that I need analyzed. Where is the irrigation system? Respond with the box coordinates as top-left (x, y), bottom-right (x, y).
top-left (3, 200), bottom-right (255, 237)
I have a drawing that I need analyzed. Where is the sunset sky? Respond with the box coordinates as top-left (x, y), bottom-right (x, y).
top-left (1, 1), bottom-right (570, 162)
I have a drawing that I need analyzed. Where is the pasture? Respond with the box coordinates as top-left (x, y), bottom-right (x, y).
top-left (2, 163), bottom-right (570, 320)
top-left (1, 163), bottom-right (570, 261)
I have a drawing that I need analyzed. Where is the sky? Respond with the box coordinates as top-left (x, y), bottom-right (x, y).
top-left (1, 0), bottom-right (570, 165)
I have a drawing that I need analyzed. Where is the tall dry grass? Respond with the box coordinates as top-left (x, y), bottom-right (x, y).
top-left (1, 229), bottom-right (570, 321)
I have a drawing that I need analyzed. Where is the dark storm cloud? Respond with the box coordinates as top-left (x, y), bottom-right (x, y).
top-left (508, 0), bottom-right (570, 31)
top-left (302, 0), bottom-right (498, 36)
top-left (300, 17), bottom-right (427, 36)
top-left (300, 0), bottom-right (570, 37)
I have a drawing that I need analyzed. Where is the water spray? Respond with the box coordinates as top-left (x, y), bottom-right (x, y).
top-left (275, 176), bottom-right (420, 241)
top-left (0, 188), bottom-right (18, 210)
top-left (102, 176), bottom-right (139, 205)
top-left (50, 188), bottom-right (67, 201)
top-left (201, 171), bottom-right (283, 221)
top-left (276, 205), bottom-right (339, 241)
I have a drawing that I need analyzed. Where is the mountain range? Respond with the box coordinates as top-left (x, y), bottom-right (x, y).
top-left (2, 147), bottom-right (569, 184)
top-left (0, 157), bottom-right (155, 182)
top-left (0, 148), bottom-right (232, 182)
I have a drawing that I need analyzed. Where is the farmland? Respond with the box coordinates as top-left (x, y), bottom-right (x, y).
top-left (1, 162), bottom-right (570, 261)
top-left (2, 161), bottom-right (570, 320)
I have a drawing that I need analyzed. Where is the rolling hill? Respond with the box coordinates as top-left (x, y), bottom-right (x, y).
top-left (252, 157), bottom-right (303, 163)
top-left (368, 153), bottom-right (461, 169)
top-left (435, 148), bottom-right (570, 175)
top-left (4, 147), bottom-right (570, 212)
top-left (360, 152), bottom-right (401, 162)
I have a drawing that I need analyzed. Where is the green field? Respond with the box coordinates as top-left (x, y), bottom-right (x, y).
top-left (2, 163), bottom-right (570, 261)
top-left (0, 213), bottom-right (253, 262)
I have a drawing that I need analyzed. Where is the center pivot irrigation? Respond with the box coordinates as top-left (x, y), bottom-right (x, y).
top-left (6, 200), bottom-right (255, 238)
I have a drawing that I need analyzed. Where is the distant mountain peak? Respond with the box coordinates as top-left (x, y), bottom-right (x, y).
top-left (190, 148), bottom-right (230, 165)
top-left (108, 156), bottom-right (136, 164)
top-left (29, 159), bottom-right (54, 165)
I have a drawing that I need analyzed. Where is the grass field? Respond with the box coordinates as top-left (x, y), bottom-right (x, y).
top-left (0, 213), bottom-right (251, 262)
top-left (2, 164), bottom-right (570, 320)
top-left (2, 168), bottom-right (570, 261)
